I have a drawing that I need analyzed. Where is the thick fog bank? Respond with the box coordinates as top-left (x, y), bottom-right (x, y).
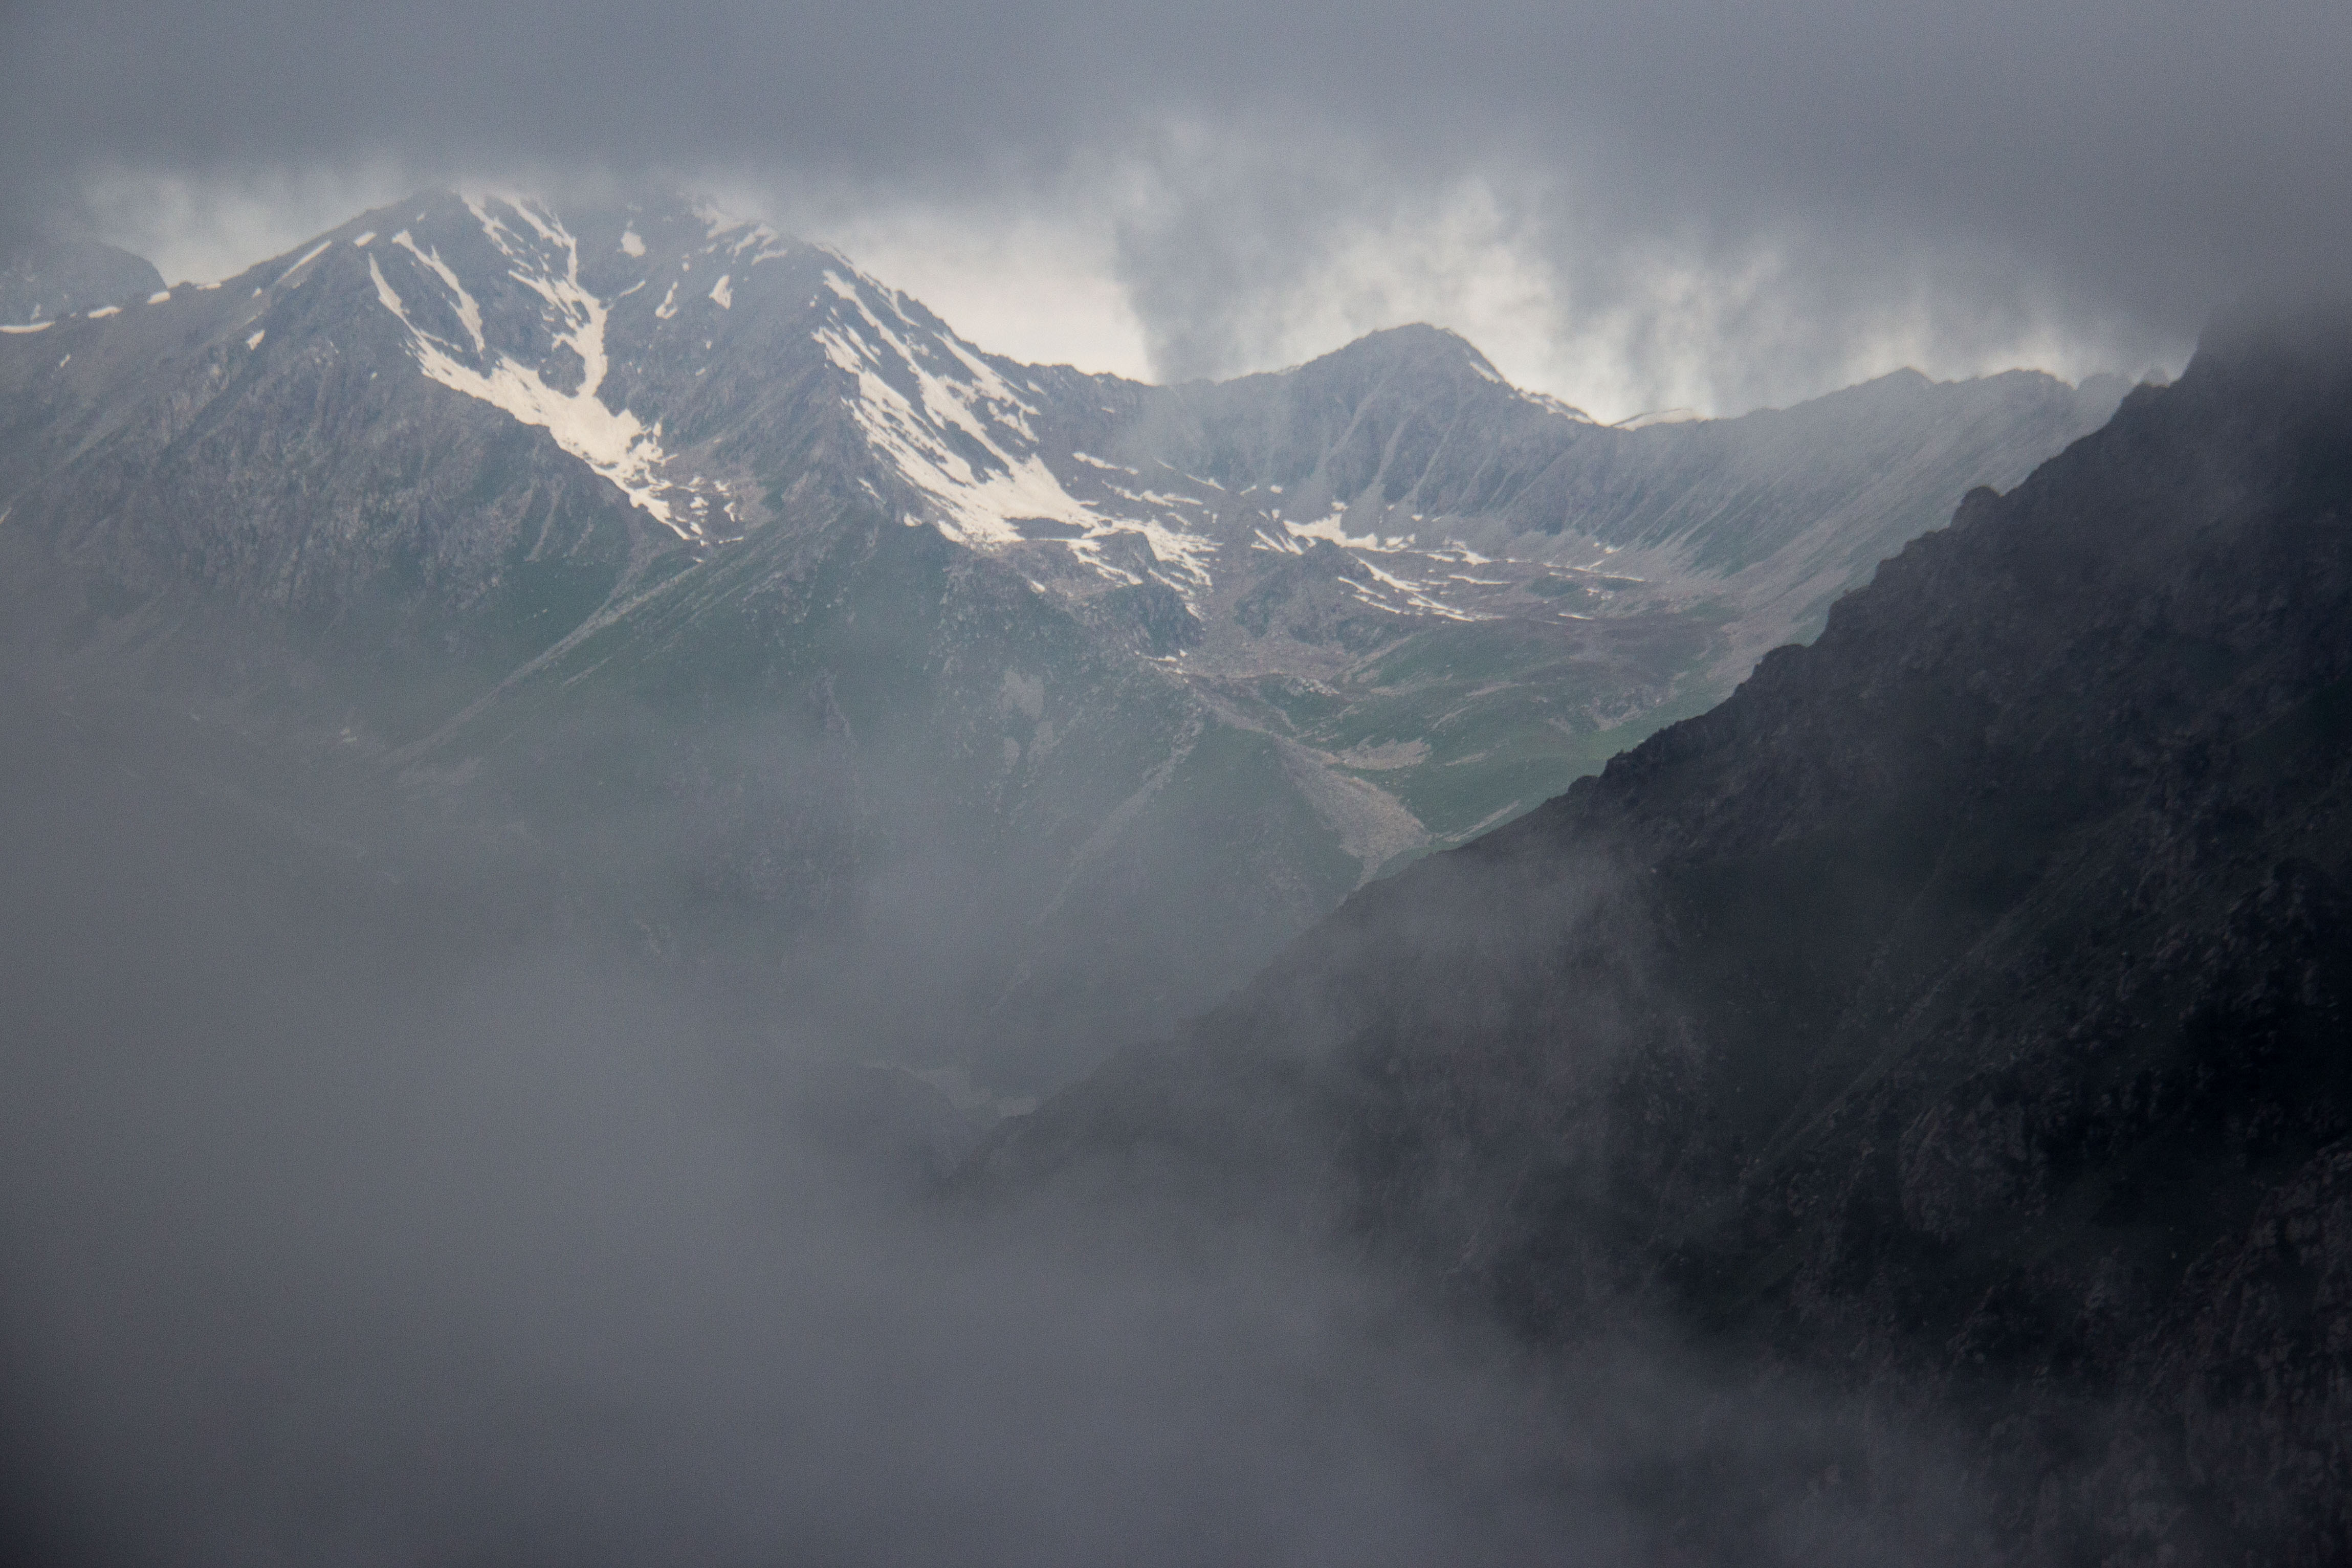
top-left (0, 675), bottom-right (2002, 1567)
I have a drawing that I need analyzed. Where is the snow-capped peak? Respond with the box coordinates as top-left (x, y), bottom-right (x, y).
top-left (369, 194), bottom-right (702, 540)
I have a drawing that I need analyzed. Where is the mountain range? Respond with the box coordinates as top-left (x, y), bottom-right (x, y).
top-left (9, 188), bottom-right (2345, 1565)
top-left (0, 191), bottom-right (2126, 1089)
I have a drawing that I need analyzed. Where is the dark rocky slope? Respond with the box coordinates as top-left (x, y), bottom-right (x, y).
top-left (977, 308), bottom-right (2352, 1563)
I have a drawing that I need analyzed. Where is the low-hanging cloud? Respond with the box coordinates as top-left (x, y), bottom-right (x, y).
top-left (12, 0), bottom-right (2337, 413)
top-left (0, 653), bottom-right (2006, 1568)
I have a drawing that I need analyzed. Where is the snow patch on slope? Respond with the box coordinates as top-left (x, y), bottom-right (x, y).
top-left (366, 200), bottom-right (699, 541)
top-left (808, 266), bottom-right (1220, 595)
top-left (816, 268), bottom-right (1095, 549)
top-left (268, 240), bottom-right (334, 290)
top-left (1285, 505), bottom-right (1413, 554)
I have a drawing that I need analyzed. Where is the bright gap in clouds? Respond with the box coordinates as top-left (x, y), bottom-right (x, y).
top-left (786, 205), bottom-right (1158, 385)
top-left (712, 154), bottom-right (2192, 419)
top-left (81, 165), bottom-right (419, 295)
top-left (83, 165), bottom-right (1164, 391)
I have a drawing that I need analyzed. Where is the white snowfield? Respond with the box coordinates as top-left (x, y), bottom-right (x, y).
top-left (269, 240), bottom-right (335, 291)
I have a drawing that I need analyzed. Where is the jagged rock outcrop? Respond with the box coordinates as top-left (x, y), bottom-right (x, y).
top-left (976, 307), bottom-right (2352, 1561)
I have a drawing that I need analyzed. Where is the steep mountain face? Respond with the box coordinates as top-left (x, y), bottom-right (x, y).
top-left (0, 239), bottom-right (165, 327)
top-left (0, 190), bottom-right (2120, 1087)
top-left (978, 311), bottom-right (2352, 1561)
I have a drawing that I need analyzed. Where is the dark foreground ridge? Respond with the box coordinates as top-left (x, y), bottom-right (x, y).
top-left (976, 307), bottom-right (2352, 1564)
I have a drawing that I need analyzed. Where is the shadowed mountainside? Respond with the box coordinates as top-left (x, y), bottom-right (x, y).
top-left (976, 307), bottom-right (2352, 1563)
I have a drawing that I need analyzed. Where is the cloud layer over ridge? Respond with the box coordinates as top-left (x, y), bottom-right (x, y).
top-left (6, 0), bottom-right (2340, 414)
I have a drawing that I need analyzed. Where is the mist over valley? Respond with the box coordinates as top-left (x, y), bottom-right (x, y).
top-left (4, 9), bottom-right (2350, 1559)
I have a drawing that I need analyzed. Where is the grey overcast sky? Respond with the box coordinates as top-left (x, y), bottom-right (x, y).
top-left (5, 0), bottom-right (2343, 418)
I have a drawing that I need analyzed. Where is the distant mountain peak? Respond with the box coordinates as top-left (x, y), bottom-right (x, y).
top-left (0, 237), bottom-right (167, 326)
top-left (1340, 320), bottom-right (1492, 363)
top-left (1290, 321), bottom-right (1504, 387)
top-left (1270, 323), bottom-right (1596, 426)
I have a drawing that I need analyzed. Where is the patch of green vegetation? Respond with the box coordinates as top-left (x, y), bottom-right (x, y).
top-left (1349, 620), bottom-right (1551, 692)
top-left (1297, 614), bottom-right (1736, 848)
